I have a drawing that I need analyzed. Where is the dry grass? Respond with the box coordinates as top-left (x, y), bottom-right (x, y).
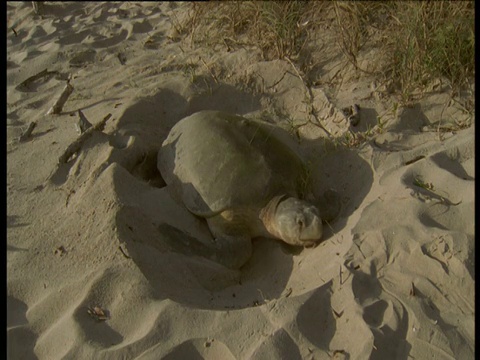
top-left (185, 1), bottom-right (313, 59)
top-left (387, 2), bottom-right (475, 98)
top-left (182, 1), bottom-right (474, 101)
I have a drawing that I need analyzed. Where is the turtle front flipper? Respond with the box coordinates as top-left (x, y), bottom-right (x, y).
top-left (208, 234), bottom-right (252, 270)
top-left (158, 223), bottom-right (252, 270)
top-left (205, 214), bottom-right (254, 269)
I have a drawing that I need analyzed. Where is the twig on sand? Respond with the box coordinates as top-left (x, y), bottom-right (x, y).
top-left (284, 56), bottom-right (307, 89)
top-left (57, 113), bottom-right (111, 164)
top-left (47, 81), bottom-right (74, 115)
top-left (32, 1), bottom-right (45, 15)
top-left (410, 282), bottom-right (416, 297)
top-left (332, 308), bottom-right (344, 318)
top-left (118, 245), bottom-right (131, 259)
top-left (284, 56), bottom-right (333, 138)
top-left (87, 305), bottom-right (109, 321)
top-left (18, 121), bottom-right (37, 142)
top-left (16, 68), bottom-right (56, 91)
top-left (199, 56), bottom-right (218, 84)
top-left (76, 110), bottom-right (93, 134)
top-left (266, 70), bottom-right (289, 90)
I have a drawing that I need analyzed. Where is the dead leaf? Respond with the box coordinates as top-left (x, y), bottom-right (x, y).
top-left (54, 246), bottom-right (67, 256)
top-left (87, 306), bottom-right (110, 321)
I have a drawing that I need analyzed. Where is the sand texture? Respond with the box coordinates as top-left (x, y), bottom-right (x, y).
top-left (7, 2), bottom-right (474, 359)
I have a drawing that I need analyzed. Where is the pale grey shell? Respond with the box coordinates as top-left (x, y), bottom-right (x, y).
top-left (158, 111), bottom-right (306, 217)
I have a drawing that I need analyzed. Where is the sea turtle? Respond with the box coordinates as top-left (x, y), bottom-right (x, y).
top-left (157, 110), bottom-right (340, 269)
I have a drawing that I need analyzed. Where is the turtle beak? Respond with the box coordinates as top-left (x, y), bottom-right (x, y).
top-left (303, 240), bottom-right (318, 248)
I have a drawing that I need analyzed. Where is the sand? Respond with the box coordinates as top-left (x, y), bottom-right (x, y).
top-left (7, 2), bottom-right (474, 359)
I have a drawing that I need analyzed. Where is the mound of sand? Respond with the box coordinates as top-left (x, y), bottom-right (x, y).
top-left (7, 2), bottom-right (474, 359)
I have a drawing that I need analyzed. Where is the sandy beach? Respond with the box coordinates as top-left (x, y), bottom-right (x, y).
top-left (7, 2), bottom-right (474, 359)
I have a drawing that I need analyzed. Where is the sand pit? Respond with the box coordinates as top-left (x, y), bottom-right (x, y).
top-left (7, 2), bottom-right (474, 359)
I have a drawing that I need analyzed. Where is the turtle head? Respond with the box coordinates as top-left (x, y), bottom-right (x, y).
top-left (268, 196), bottom-right (323, 247)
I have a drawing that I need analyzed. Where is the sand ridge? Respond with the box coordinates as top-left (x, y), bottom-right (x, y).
top-left (7, 2), bottom-right (474, 359)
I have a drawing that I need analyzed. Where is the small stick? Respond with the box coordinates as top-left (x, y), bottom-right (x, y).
top-left (284, 56), bottom-right (334, 138)
top-left (117, 53), bottom-right (127, 65)
top-left (77, 110), bottom-right (92, 134)
top-left (32, 1), bottom-right (45, 15)
top-left (118, 245), bottom-right (131, 259)
top-left (58, 114), bottom-right (111, 164)
top-left (47, 81), bottom-right (74, 115)
top-left (284, 56), bottom-right (307, 90)
top-left (199, 56), bottom-right (218, 84)
top-left (266, 70), bottom-right (289, 90)
top-left (349, 104), bottom-right (361, 127)
top-left (11, 27), bottom-right (18, 37)
top-left (409, 282), bottom-right (416, 297)
top-left (332, 308), bottom-right (344, 318)
top-left (18, 121), bottom-right (37, 142)
top-left (16, 68), bottom-right (52, 91)
top-left (283, 288), bottom-right (292, 298)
